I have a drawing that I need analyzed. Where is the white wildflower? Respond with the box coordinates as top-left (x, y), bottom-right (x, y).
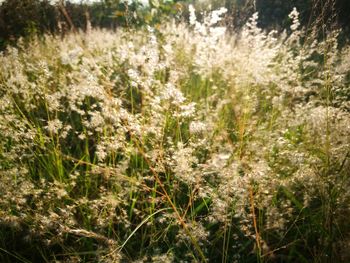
top-left (189, 5), bottom-right (197, 26)
top-left (190, 121), bottom-right (207, 134)
top-left (60, 47), bottom-right (83, 65)
top-left (45, 119), bottom-right (63, 134)
top-left (161, 83), bottom-right (185, 105)
top-left (289, 7), bottom-right (300, 31)
top-left (209, 7), bottom-right (227, 26)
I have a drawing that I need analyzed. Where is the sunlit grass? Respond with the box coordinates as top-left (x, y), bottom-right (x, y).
top-left (0, 7), bottom-right (349, 263)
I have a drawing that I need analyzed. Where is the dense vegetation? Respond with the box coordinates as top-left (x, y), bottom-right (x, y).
top-left (0, 1), bottom-right (350, 263)
top-left (1, 0), bottom-right (350, 50)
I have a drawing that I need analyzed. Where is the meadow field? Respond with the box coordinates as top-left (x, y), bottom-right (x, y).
top-left (0, 6), bottom-right (349, 262)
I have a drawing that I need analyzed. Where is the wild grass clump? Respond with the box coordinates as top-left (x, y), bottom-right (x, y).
top-left (0, 6), bottom-right (349, 263)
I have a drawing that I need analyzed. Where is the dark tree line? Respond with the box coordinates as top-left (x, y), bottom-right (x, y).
top-left (0, 0), bottom-right (183, 49)
top-left (0, 0), bottom-right (349, 50)
top-left (256, 0), bottom-right (350, 34)
top-left (0, 0), bottom-right (57, 47)
top-left (221, 0), bottom-right (350, 34)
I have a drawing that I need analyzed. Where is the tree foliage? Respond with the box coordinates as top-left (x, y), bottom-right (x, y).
top-left (0, 0), bottom-right (350, 50)
top-left (0, 0), bottom-right (57, 48)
